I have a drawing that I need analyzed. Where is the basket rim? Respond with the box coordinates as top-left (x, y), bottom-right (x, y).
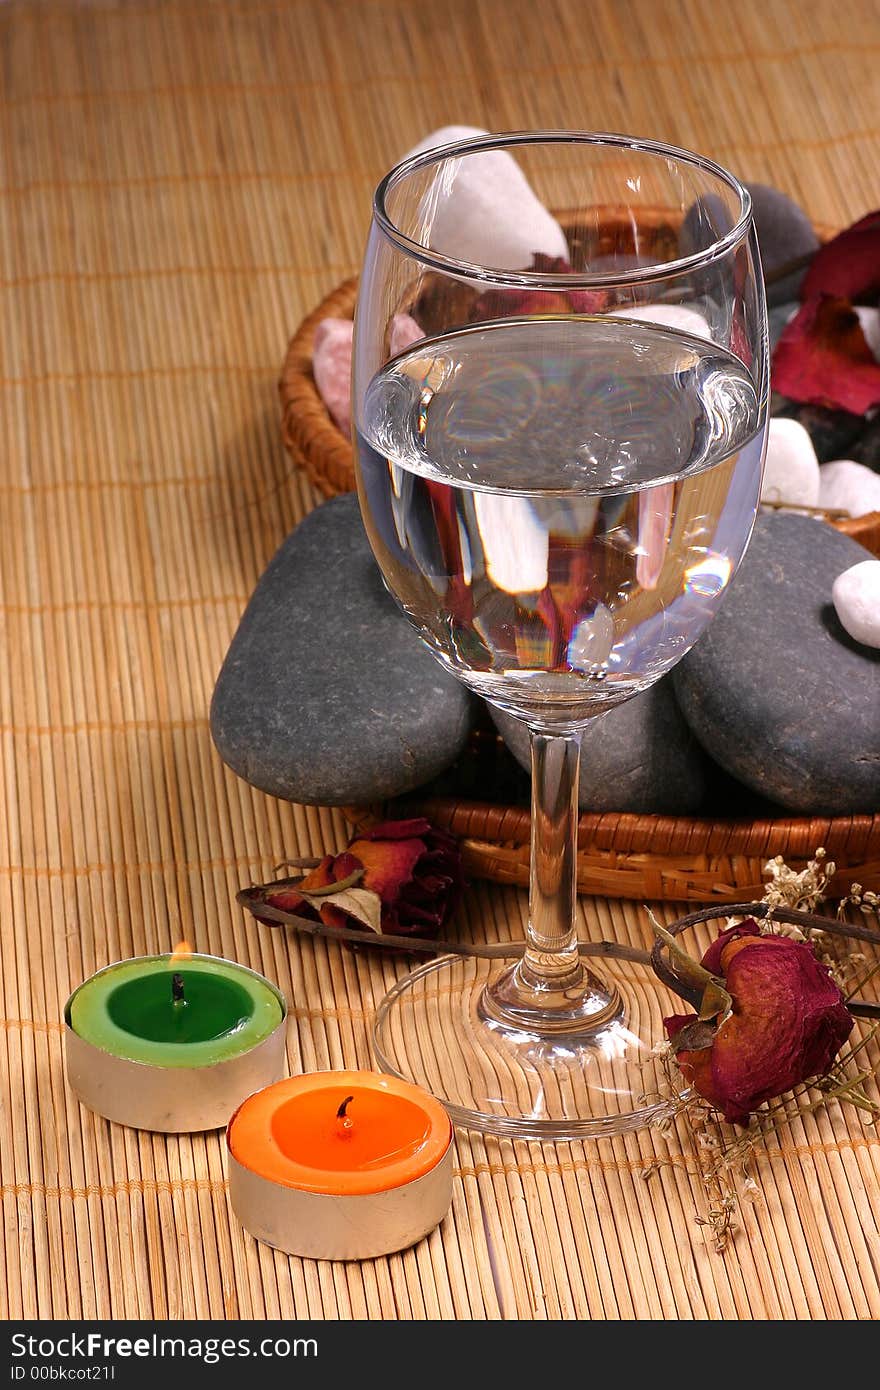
top-left (396, 796), bottom-right (880, 902)
top-left (402, 795), bottom-right (880, 857)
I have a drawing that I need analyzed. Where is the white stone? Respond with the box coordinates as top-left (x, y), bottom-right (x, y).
top-left (473, 491), bottom-right (549, 593)
top-left (832, 560), bottom-right (880, 648)
top-left (818, 460), bottom-right (880, 518)
top-left (402, 124), bottom-right (490, 160)
top-left (400, 125), bottom-right (569, 270)
top-left (760, 417), bottom-right (820, 509)
top-left (855, 305), bottom-right (880, 361)
top-left (567, 604), bottom-right (615, 671)
top-left (608, 303), bottom-right (712, 340)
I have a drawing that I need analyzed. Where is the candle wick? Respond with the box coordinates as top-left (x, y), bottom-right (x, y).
top-left (171, 972), bottom-right (186, 1005)
top-left (336, 1094), bottom-right (355, 1139)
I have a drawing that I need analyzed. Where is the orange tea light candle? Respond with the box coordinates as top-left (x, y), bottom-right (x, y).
top-left (227, 1071), bottom-right (453, 1260)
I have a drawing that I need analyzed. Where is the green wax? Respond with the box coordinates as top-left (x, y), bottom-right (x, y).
top-left (69, 956), bottom-right (283, 1067)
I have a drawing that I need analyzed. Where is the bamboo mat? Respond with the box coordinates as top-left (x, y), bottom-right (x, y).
top-left (1, 0), bottom-right (879, 1323)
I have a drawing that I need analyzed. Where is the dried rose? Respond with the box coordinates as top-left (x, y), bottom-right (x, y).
top-left (262, 818), bottom-right (464, 939)
top-left (799, 210), bottom-right (880, 304)
top-left (470, 253), bottom-right (607, 321)
top-left (770, 208), bottom-right (880, 413)
top-left (772, 295), bottom-right (880, 415)
top-left (663, 919), bottom-right (854, 1124)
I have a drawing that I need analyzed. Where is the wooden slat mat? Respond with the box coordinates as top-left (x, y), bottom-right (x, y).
top-left (1, 0), bottom-right (878, 1321)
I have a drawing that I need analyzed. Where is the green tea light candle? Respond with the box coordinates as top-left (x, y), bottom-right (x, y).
top-left (64, 953), bottom-right (287, 1132)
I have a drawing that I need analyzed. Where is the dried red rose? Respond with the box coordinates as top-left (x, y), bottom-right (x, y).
top-left (772, 295), bottom-right (880, 414)
top-left (770, 208), bottom-right (880, 413)
top-left (664, 919), bottom-right (854, 1124)
top-left (263, 818), bottom-right (464, 938)
top-left (800, 210), bottom-right (880, 304)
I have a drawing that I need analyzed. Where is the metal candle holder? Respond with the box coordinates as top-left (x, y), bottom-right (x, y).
top-left (64, 955), bottom-right (288, 1133)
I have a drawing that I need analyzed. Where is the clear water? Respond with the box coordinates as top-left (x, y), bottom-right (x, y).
top-left (356, 315), bottom-right (765, 724)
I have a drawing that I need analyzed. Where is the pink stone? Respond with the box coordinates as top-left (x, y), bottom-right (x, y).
top-left (312, 317), bottom-right (353, 436)
top-left (389, 313), bottom-right (424, 357)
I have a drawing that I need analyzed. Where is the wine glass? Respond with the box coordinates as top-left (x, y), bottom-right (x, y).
top-left (351, 132), bottom-right (768, 1138)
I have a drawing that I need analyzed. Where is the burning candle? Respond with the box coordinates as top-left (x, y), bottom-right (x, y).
top-left (64, 945), bottom-right (287, 1132)
top-left (227, 1070), bottom-right (454, 1260)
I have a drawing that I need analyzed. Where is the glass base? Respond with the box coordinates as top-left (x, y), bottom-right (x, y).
top-left (478, 956), bottom-right (624, 1035)
top-left (372, 950), bottom-right (677, 1140)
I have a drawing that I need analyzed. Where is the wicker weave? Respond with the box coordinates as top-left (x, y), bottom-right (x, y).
top-left (402, 797), bottom-right (880, 902)
top-left (280, 276), bottom-right (360, 498)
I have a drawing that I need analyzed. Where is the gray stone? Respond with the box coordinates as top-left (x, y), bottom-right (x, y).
top-left (674, 513), bottom-right (880, 813)
top-left (850, 415), bottom-right (880, 470)
top-left (210, 494), bottom-right (475, 805)
top-left (679, 185), bottom-right (818, 306)
top-left (747, 183), bottom-right (819, 306)
top-left (768, 301), bottom-right (797, 353)
top-left (488, 678), bottom-right (709, 814)
top-left (678, 193), bottom-right (733, 259)
top-left (772, 400), bottom-right (866, 463)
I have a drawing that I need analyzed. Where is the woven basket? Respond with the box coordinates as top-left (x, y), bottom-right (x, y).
top-left (278, 214), bottom-right (880, 901)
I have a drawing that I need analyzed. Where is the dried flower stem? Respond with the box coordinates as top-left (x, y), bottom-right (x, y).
top-left (648, 851), bottom-right (880, 1251)
top-left (651, 900), bottom-right (880, 1019)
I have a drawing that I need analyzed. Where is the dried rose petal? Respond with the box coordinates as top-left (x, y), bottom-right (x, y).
top-left (800, 210), bottom-right (880, 305)
top-left (771, 294), bottom-right (880, 414)
top-left (699, 918), bottom-right (762, 976)
top-left (389, 312), bottom-right (424, 357)
top-left (529, 255), bottom-right (608, 314)
top-left (346, 818), bottom-right (465, 933)
top-left (769, 208), bottom-right (880, 413)
top-left (470, 253), bottom-right (606, 322)
top-left (664, 928), bottom-right (853, 1124)
top-left (636, 483), bottom-right (674, 590)
top-left (262, 851), bottom-right (363, 931)
top-left (264, 818), bottom-right (464, 938)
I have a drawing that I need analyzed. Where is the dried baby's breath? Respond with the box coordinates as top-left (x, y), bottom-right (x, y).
top-left (762, 848), bottom-right (880, 986)
top-left (649, 850), bottom-right (880, 1253)
top-left (649, 1030), bottom-right (879, 1253)
top-left (838, 883), bottom-right (880, 917)
top-left (761, 847), bottom-right (835, 916)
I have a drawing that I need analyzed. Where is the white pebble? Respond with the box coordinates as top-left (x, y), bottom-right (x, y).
top-left (855, 306), bottom-right (880, 361)
top-left (832, 560), bottom-right (880, 648)
top-left (761, 417), bottom-right (820, 509)
top-left (402, 124), bottom-right (490, 159)
top-left (818, 460), bottom-right (880, 518)
top-left (400, 125), bottom-right (569, 270)
top-left (608, 303), bottom-right (712, 340)
top-left (473, 490), bottom-right (549, 593)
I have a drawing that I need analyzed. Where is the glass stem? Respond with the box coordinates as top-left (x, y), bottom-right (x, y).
top-left (520, 727), bottom-right (584, 994)
top-left (479, 721), bottom-right (621, 1034)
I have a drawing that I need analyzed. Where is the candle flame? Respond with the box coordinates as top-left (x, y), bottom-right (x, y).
top-left (169, 940), bottom-right (193, 969)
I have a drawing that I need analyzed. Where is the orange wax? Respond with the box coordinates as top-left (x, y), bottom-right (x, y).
top-left (228, 1070), bottom-right (452, 1196)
